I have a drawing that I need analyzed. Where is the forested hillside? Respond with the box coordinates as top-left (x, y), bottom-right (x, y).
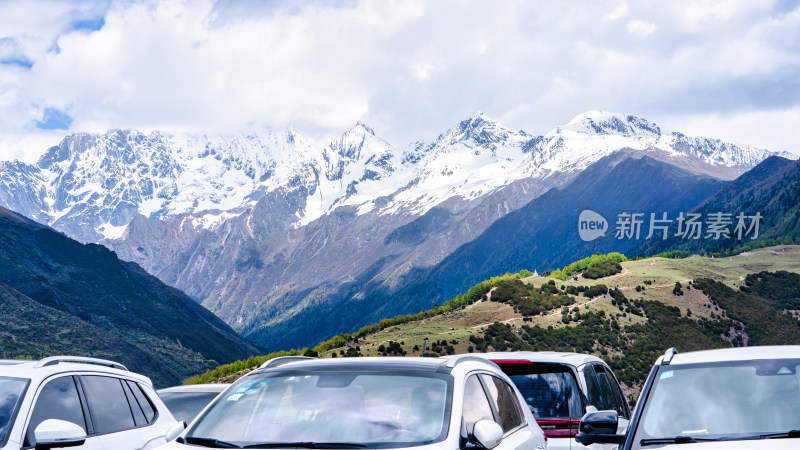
top-left (0, 207), bottom-right (260, 387)
top-left (636, 156), bottom-right (800, 256)
top-left (189, 246), bottom-right (800, 402)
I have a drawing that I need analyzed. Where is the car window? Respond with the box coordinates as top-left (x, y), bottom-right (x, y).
top-left (593, 365), bottom-right (623, 416)
top-left (159, 391), bottom-right (221, 423)
top-left (462, 375), bottom-right (494, 435)
top-left (480, 375), bottom-right (523, 432)
top-left (129, 381), bottom-right (156, 423)
top-left (121, 380), bottom-right (147, 426)
top-left (595, 365), bottom-right (628, 418)
top-left (0, 376), bottom-right (28, 448)
top-left (633, 359), bottom-right (800, 447)
top-left (25, 376), bottom-right (86, 446)
top-left (81, 376), bottom-right (136, 434)
top-left (189, 371), bottom-right (452, 447)
top-left (583, 366), bottom-right (610, 411)
top-left (500, 363), bottom-right (585, 419)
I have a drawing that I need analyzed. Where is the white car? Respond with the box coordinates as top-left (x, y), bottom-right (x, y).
top-left (577, 346), bottom-right (800, 449)
top-left (156, 355), bottom-right (547, 450)
top-left (0, 356), bottom-right (178, 450)
top-left (473, 352), bottom-right (630, 450)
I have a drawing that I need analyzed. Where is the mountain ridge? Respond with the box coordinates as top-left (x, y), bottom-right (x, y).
top-left (0, 111), bottom-right (786, 243)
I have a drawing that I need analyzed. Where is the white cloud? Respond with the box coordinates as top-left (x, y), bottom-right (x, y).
top-left (0, 131), bottom-right (66, 163)
top-left (627, 19), bottom-right (656, 37)
top-left (604, 0), bottom-right (629, 21)
top-left (0, 0), bottom-right (798, 161)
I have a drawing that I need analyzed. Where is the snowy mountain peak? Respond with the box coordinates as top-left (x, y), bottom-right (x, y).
top-left (329, 122), bottom-right (383, 159)
top-left (353, 121), bottom-right (376, 136)
top-left (562, 110), bottom-right (661, 139)
top-left (435, 112), bottom-right (521, 148)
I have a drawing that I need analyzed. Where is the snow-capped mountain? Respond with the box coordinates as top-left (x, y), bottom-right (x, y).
top-left (531, 110), bottom-right (789, 174)
top-left (0, 110), bottom-right (791, 349)
top-left (0, 110), bottom-right (785, 243)
top-left (5, 128), bottom-right (327, 242)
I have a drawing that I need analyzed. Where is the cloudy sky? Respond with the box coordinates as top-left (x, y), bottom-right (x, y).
top-left (1, 0), bottom-right (799, 162)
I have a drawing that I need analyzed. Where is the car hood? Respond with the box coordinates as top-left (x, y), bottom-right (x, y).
top-left (652, 438), bottom-right (800, 449)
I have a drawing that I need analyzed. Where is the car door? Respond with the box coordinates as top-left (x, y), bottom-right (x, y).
top-left (479, 374), bottom-right (541, 450)
top-left (22, 375), bottom-right (105, 450)
top-left (461, 373), bottom-right (541, 450)
top-left (79, 375), bottom-right (165, 450)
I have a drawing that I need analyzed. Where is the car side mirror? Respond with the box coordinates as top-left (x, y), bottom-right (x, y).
top-left (165, 421), bottom-right (187, 442)
top-left (472, 420), bottom-right (504, 449)
top-left (34, 419), bottom-right (87, 449)
top-left (575, 410), bottom-right (625, 446)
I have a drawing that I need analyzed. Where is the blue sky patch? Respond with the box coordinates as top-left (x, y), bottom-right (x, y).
top-left (71, 16), bottom-right (105, 32)
top-left (36, 108), bottom-right (73, 131)
top-left (0, 57), bottom-right (33, 69)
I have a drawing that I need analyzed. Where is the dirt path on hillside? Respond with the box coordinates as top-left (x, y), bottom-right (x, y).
top-left (468, 316), bottom-right (518, 330)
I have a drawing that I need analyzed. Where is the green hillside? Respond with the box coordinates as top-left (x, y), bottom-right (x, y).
top-left (0, 207), bottom-right (261, 387)
top-left (188, 246), bottom-right (800, 402)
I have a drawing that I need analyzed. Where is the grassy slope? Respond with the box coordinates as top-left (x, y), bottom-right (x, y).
top-left (189, 245), bottom-right (800, 393)
top-left (331, 246), bottom-right (800, 353)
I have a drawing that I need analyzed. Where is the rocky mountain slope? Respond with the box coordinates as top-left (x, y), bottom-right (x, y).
top-left (245, 153), bottom-right (728, 350)
top-left (0, 111), bottom-right (789, 350)
top-left (0, 206), bottom-right (259, 387)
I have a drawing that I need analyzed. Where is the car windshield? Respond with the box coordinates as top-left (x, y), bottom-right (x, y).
top-left (633, 359), bottom-right (800, 448)
top-left (0, 377), bottom-right (28, 445)
top-left (160, 390), bottom-right (223, 423)
top-left (187, 369), bottom-right (452, 448)
top-left (499, 363), bottom-right (585, 418)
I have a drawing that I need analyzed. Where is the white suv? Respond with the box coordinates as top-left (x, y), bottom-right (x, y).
top-left (157, 355), bottom-right (547, 450)
top-left (577, 346), bottom-right (800, 449)
top-left (0, 356), bottom-right (178, 450)
top-left (474, 352), bottom-right (630, 450)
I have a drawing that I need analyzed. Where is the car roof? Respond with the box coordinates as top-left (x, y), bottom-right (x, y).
top-left (256, 356), bottom-right (447, 373)
top-left (158, 383), bottom-right (230, 394)
top-left (0, 357), bottom-right (151, 385)
top-left (472, 351), bottom-right (605, 367)
top-left (665, 346), bottom-right (800, 366)
top-left (250, 356), bottom-right (500, 376)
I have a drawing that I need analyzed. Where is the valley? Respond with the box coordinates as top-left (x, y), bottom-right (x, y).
top-left (0, 111), bottom-right (788, 354)
top-left (1, 110), bottom-right (798, 391)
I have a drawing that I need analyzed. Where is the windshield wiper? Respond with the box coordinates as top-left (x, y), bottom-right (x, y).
top-left (640, 436), bottom-right (718, 446)
top-left (243, 443), bottom-right (368, 449)
top-left (184, 436), bottom-right (243, 448)
top-left (760, 430), bottom-right (800, 439)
